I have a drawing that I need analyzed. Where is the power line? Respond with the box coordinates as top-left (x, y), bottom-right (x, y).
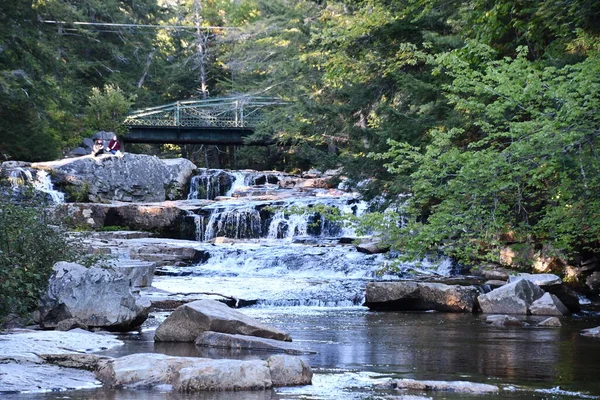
top-left (43, 20), bottom-right (239, 31)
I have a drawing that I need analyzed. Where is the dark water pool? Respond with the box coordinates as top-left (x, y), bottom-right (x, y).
top-left (6, 307), bottom-right (600, 400)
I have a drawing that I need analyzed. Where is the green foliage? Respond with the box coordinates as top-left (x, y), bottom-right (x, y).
top-left (0, 194), bottom-right (86, 322)
top-left (85, 84), bottom-right (135, 134)
top-left (374, 42), bottom-right (600, 263)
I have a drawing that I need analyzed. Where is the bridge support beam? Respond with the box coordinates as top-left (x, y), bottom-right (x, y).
top-left (123, 126), bottom-right (257, 145)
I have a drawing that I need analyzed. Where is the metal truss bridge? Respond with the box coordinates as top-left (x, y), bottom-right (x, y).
top-left (123, 96), bottom-right (281, 145)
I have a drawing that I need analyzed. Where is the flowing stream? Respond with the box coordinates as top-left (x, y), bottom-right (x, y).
top-left (5, 168), bottom-right (600, 400)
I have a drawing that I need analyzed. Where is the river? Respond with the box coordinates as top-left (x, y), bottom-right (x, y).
top-left (4, 167), bottom-right (600, 400)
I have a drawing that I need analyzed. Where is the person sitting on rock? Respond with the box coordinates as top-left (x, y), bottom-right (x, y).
top-left (92, 139), bottom-right (104, 157)
top-left (107, 134), bottom-right (122, 155)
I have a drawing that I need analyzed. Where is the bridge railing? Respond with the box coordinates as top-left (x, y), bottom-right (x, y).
top-left (124, 96), bottom-right (282, 129)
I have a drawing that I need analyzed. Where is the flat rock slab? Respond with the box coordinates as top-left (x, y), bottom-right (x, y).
top-left (195, 331), bottom-right (316, 354)
top-left (154, 299), bottom-right (291, 342)
top-left (364, 281), bottom-right (480, 312)
top-left (507, 273), bottom-right (562, 287)
top-left (95, 353), bottom-right (312, 391)
top-left (0, 329), bottom-right (122, 394)
top-left (0, 329), bottom-right (123, 361)
top-left (392, 378), bottom-right (499, 393)
top-left (0, 363), bottom-right (101, 394)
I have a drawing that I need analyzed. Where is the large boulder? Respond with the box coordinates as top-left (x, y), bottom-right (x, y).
top-left (49, 202), bottom-right (194, 237)
top-left (477, 279), bottom-right (545, 314)
top-left (38, 262), bottom-right (151, 331)
top-left (154, 299), bottom-right (291, 342)
top-left (364, 281), bottom-right (481, 312)
top-left (95, 353), bottom-right (312, 391)
top-left (32, 154), bottom-right (196, 202)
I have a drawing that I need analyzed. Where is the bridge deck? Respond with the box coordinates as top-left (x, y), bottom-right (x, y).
top-left (123, 126), bottom-right (254, 145)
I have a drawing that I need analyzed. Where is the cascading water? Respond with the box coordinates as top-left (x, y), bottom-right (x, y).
top-left (153, 169), bottom-right (454, 308)
top-left (6, 167), bottom-right (65, 204)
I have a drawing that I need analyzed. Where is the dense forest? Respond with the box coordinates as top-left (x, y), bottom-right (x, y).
top-left (1, 0), bottom-right (599, 265)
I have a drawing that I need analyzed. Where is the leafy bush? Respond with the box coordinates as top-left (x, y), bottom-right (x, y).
top-left (0, 194), bottom-right (84, 323)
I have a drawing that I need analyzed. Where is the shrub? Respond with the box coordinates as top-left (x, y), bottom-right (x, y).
top-left (0, 193), bottom-right (84, 323)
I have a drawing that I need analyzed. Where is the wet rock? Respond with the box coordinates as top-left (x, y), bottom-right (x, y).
top-left (267, 354), bottom-right (313, 386)
top-left (195, 331), bottom-right (314, 354)
top-left (38, 262), bottom-right (151, 331)
top-left (477, 279), bottom-right (544, 314)
top-left (39, 354), bottom-right (110, 370)
top-left (154, 299), bottom-right (291, 342)
top-left (507, 273), bottom-right (562, 288)
top-left (32, 154), bottom-right (195, 203)
top-left (50, 202), bottom-right (189, 234)
top-left (95, 353), bottom-right (312, 391)
top-left (538, 317), bottom-right (562, 327)
top-left (364, 281), bottom-right (480, 312)
top-left (392, 378), bottom-right (499, 393)
top-left (128, 240), bottom-right (209, 267)
top-left (485, 315), bottom-right (526, 327)
top-left (580, 326), bottom-right (600, 338)
top-left (529, 293), bottom-right (570, 316)
top-left (356, 239), bottom-right (390, 254)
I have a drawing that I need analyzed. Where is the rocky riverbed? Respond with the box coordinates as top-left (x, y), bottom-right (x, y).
top-left (1, 154), bottom-right (600, 399)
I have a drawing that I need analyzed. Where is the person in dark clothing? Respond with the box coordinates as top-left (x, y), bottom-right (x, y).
top-left (108, 134), bottom-right (121, 155)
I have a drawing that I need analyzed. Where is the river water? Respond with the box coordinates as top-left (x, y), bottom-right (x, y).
top-left (6, 168), bottom-right (600, 400)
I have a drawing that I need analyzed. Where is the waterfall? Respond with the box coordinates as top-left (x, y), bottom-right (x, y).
top-left (204, 206), bottom-right (263, 240)
top-left (7, 167), bottom-right (64, 204)
top-left (33, 170), bottom-right (65, 204)
top-left (187, 169), bottom-right (232, 200)
top-left (225, 171), bottom-right (247, 196)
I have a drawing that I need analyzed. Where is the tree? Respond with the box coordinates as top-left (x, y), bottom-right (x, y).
top-left (374, 42), bottom-right (600, 263)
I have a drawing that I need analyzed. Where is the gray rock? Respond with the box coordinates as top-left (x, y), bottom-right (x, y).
top-left (55, 318), bottom-right (89, 332)
top-left (38, 262), bottom-right (151, 331)
top-left (581, 326), bottom-right (600, 338)
top-left (392, 378), bottom-right (499, 393)
top-left (507, 273), bottom-right (562, 288)
top-left (529, 293), bottom-right (570, 316)
top-left (39, 354), bottom-right (110, 370)
top-left (107, 260), bottom-right (156, 287)
top-left (154, 299), bottom-right (291, 342)
top-left (0, 362), bottom-right (100, 393)
top-left (32, 154), bottom-right (195, 203)
top-left (537, 317), bottom-right (562, 327)
top-left (178, 359), bottom-right (272, 391)
top-left (95, 353), bottom-right (313, 391)
top-left (195, 331), bottom-right (315, 354)
top-left (364, 281), bottom-right (480, 312)
top-left (485, 315), bottom-right (526, 327)
top-left (477, 279), bottom-right (545, 314)
top-left (267, 354), bottom-right (313, 386)
top-left (356, 239), bottom-right (390, 254)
